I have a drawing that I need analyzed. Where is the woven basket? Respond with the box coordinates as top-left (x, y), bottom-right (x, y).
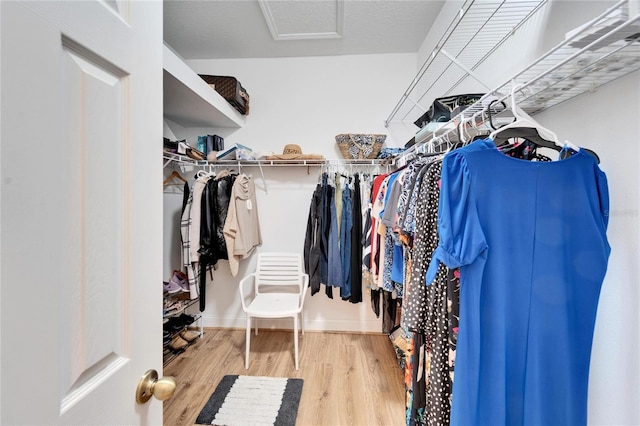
top-left (335, 134), bottom-right (386, 160)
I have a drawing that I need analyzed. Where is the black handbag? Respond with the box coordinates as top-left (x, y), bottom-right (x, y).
top-left (413, 93), bottom-right (484, 129)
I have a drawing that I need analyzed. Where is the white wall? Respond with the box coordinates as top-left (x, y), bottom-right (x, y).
top-left (163, 53), bottom-right (415, 333)
top-left (186, 53), bottom-right (416, 152)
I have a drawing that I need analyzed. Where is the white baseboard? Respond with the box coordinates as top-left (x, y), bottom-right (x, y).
top-left (200, 315), bottom-right (384, 334)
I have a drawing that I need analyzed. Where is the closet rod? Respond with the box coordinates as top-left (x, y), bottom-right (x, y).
top-left (163, 152), bottom-right (388, 167)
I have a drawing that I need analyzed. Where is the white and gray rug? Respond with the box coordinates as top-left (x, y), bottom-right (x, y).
top-left (196, 375), bottom-right (303, 426)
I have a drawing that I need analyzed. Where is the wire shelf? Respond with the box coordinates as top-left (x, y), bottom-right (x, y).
top-left (163, 152), bottom-right (390, 168)
top-left (385, 0), bottom-right (548, 125)
top-left (401, 0), bottom-right (640, 162)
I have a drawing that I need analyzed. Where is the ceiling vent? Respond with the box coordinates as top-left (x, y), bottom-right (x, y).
top-left (258, 0), bottom-right (344, 40)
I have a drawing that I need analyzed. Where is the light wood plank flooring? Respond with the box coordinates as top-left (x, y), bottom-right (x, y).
top-left (163, 328), bottom-right (405, 426)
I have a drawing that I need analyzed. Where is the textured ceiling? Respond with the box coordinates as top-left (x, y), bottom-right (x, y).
top-left (163, 0), bottom-right (445, 59)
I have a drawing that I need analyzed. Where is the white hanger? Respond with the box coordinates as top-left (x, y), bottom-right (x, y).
top-left (490, 83), bottom-right (580, 152)
top-left (457, 121), bottom-right (468, 145)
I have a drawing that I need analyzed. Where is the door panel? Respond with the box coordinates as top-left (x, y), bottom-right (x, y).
top-left (1, 1), bottom-right (163, 424)
top-left (59, 38), bottom-right (128, 414)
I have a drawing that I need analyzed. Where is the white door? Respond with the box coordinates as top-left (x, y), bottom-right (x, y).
top-left (1, 1), bottom-right (164, 424)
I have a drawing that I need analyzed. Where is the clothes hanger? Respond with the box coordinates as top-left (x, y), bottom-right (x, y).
top-left (490, 84), bottom-right (581, 153)
top-left (457, 121), bottom-right (467, 145)
top-left (163, 170), bottom-right (188, 186)
top-left (489, 84), bottom-right (601, 163)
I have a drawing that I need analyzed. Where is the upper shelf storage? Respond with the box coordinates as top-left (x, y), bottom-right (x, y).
top-left (163, 43), bottom-right (245, 128)
top-left (386, 0), bottom-right (640, 129)
top-left (385, 0), bottom-right (548, 126)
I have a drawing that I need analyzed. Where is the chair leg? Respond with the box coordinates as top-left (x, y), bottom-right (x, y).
top-left (293, 316), bottom-right (299, 370)
top-left (300, 311), bottom-right (304, 336)
top-left (245, 316), bottom-right (251, 369)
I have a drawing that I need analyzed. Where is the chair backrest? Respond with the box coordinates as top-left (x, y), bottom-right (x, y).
top-left (254, 253), bottom-right (305, 294)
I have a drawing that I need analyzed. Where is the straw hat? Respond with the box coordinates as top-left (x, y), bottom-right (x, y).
top-left (266, 144), bottom-right (324, 160)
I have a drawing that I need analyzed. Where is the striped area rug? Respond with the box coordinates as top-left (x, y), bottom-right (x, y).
top-left (196, 375), bottom-right (304, 426)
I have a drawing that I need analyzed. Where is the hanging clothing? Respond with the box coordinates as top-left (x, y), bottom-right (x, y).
top-left (327, 181), bottom-right (344, 289)
top-left (349, 174), bottom-right (363, 304)
top-left (320, 174), bottom-right (331, 296)
top-left (188, 177), bottom-right (209, 262)
top-left (427, 138), bottom-right (610, 426)
top-left (401, 161), bottom-right (431, 241)
top-left (304, 172), bottom-right (368, 302)
top-left (340, 183), bottom-right (353, 299)
top-left (223, 174), bottom-right (262, 277)
top-left (361, 207), bottom-right (373, 288)
top-left (304, 180), bottom-right (323, 295)
top-left (181, 181), bottom-right (190, 214)
top-left (369, 173), bottom-right (389, 290)
top-left (197, 172), bottom-right (237, 310)
top-left (397, 157), bottom-right (429, 239)
top-left (335, 173), bottom-right (344, 234)
top-left (212, 172), bottom-right (235, 262)
top-left (397, 159), bottom-right (453, 426)
top-left (381, 170), bottom-right (405, 297)
top-left (446, 268), bottom-right (460, 386)
top-left (180, 188), bottom-right (200, 300)
top-left (402, 159), bottom-right (444, 332)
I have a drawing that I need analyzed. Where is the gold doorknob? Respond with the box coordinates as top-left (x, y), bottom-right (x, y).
top-left (135, 369), bottom-right (176, 404)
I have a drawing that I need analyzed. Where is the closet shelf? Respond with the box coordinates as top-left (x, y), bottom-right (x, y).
top-left (163, 296), bottom-right (199, 320)
top-left (402, 0), bottom-right (640, 158)
top-left (163, 43), bottom-right (246, 128)
top-left (385, 0), bottom-right (548, 126)
top-left (489, 0), bottom-right (640, 117)
top-left (163, 152), bottom-right (391, 168)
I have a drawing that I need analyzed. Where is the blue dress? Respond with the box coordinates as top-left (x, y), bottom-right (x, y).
top-left (426, 138), bottom-right (610, 426)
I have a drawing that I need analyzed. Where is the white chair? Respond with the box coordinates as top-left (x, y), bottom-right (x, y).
top-left (238, 252), bottom-right (309, 370)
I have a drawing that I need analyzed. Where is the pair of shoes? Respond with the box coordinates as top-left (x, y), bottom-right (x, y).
top-left (164, 314), bottom-right (196, 332)
top-left (163, 330), bottom-right (172, 346)
top-left (177, 140), bottom-right (204, 161)
top-left (180, 330), bottom-right (200, 342)
top-left (168, 335), bottom-right (189, 351)
top-left (163, 280), bottom-right (182, 294)
top-left (170, 270), bottom-right (190, 293)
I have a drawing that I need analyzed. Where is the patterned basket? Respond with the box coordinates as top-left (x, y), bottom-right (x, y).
top-left (335, 134), bottom-right (386, 160)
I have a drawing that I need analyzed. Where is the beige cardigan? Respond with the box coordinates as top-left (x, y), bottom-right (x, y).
top-left (223, 174), bottom-right (262, 276)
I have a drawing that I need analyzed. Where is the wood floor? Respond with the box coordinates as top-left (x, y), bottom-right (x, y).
top-left (163, 328), bottom-right (406, 426)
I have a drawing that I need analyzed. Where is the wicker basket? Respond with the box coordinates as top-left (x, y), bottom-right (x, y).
top-left (335, 134), bottom-right (386, 160)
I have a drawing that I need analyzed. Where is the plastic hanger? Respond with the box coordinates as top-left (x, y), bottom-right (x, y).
top-left (457, 121), bottom-right (467, 145)
top-left (490, 84), bottom-right (581, 153)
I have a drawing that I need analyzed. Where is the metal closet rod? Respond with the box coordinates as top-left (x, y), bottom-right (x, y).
top-left (163, 153), bottom-right (391, 194)
top-left (163, 153), bottom-right (388, 168)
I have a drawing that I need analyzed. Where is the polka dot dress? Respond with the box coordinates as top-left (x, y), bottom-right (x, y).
top-left (401, 159), bottom-right (455, 426)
